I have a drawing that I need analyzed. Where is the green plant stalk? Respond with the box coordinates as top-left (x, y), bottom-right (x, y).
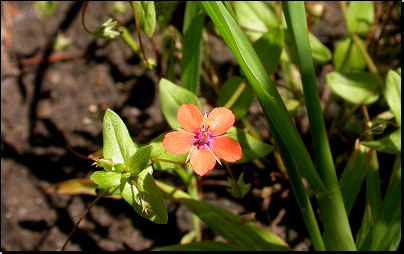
top-left (338, 1), bottom-right (378, 74)
top-left (270, 126), bottom-right (326, 251)
top-left (223, 80), bottom-right (246, 109)
top-left (181, 1), bottom-right (204, 94)
top-left (186, 164), bottom-right (202, 242)
top-left (118, 26), bottom-right (141, 55)
top-left (283, 2), bottom-right (355, 250)
top-left (360, 167), bottom-right (401, 250)
top-left (351, 33), bottom-right (378, 74)
top-left (240, 117), bottom-right (261, 141)
top-left (366, 150), bottom-right (381, 219)
top-left (173, 164), bottom-right (201, 242)
top-left (222, 1), bottom-right (238, 23)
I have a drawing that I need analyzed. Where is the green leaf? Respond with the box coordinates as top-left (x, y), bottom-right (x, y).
top-left (128, 145), bottom-right (153, 176)
top-left (103, 109), bottom-right (137, 165)
top-left (159, 78), bottom-right (201, 129)
top-left (96, 185), bottom-right (122, 197)
top-left (326, 72), bottom-right (381, 105)
top-left (359, 168), bottom-right (401, 250)
top-left (222, 1), bottom-right (237, 22)
top-left (149, 132), bottom-right (187, 170)
top-left (91, 170), bottom-right (122, 189)
top-left (152, 241), bottom-right (243, 251)
top-left (384, 70), bottom-right (401, 127)
top-left (284, 30), bottom-right (331, 67)
top-left (309, 32), bottom-right (332, 66)
top-left (34, 1), bottom-right (58, 18)
top-left (217, 76), bottom-right (255, 119)
top-left (333, 37), bottom-right (367, 73)
top-left (365, 150), bottom-right (382, 218)
top-left (356, 203), bottom-right (374, 250)
top-left (360, 128), bottom-right (401, 154)
top-left (233, 1), bottom-right (278, 42)
top-left (252, 27), bottom-right (284, 75)
top-left (132, 1), bottom-right (156, 37)
top-left (181, 1), bottom-right (204, 94)
top-left (386, 229), bottom-right (401, 251)
top-left (339, 144), bottom-right (370, 214)
top-left (121, 168), bottom-right (168, 224)
top-left (282, 95), bottom-right (300, 116)
top-left (181, 199), bottom-right (290, 251)
top-left (227, 172), bottom-right (251, 198)
top-left (346, 1), bottom-right (374, 36)
top-left (227, 127), bottom-right (273, 164)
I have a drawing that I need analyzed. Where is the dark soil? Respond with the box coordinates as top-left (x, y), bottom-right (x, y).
top-left (1, 1), bottom-right (397, 251)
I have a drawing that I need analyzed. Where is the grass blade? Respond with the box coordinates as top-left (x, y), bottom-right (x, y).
top-left (339, 143), bottom-right (371, 214)
top-left (283, 2), bottom-right (355, 250)
top-left (359, 167), bottom-right (401, 250)
top-left (180, 2), bottom-right (204, 94)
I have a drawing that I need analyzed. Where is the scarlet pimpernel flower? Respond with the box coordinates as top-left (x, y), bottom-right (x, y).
top-left (162, 104), bottom-right (242, 176)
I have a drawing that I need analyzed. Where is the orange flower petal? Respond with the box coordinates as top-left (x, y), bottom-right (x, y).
top-left (162, 131), bottom-right (194, 155)
top-left (206, 107), bottom-right (235, 135)
top-left (190, 147), bottom-right (216, 176)
top-left (211, 136), bottom-right (241, 162)
top-left (177, 104), bottom-right (204, 133)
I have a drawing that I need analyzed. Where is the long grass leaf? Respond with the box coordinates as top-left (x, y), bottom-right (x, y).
top-left (283, 2), bottom-right (355, 250)
top-left (197, 1), bottom-right (327, 250)
top-left (359, 167), bottom-right (401, 250)
top-left (180, 2), bottom-right (204, 94)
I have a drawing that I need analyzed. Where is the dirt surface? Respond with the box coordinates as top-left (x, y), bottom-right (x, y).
top-left (1, 1), bottom-right (397, 251)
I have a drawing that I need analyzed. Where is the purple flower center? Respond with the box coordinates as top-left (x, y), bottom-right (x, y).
top-left (193, 122), bottom-right (215, 149)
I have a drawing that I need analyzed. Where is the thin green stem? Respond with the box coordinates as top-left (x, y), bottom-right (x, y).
top-left (117, 25), bottom-right (141, 55)
top-left (223, 161), bottom-right (243, 197)
top-left (338, 1), bottom-right (348, 20)
top-left (351, 33), bottom-right (378, 74)
top-left (223, 80), bottom-right (246, 109)
top-left (60, 188), bottom-right (109, 251)
top-left (240, 117), bottom-right (261, 141)
top-left (185, 164), bottom-right (202, 241)
top-left (338, 1), bottom-right (378, 74)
